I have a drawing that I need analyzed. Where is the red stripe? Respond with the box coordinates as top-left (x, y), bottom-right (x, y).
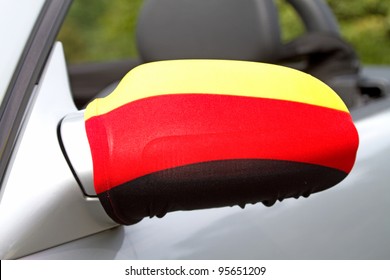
top-left (86, 94), bottom-right (358, 194)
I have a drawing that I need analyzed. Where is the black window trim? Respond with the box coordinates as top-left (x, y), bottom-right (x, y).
top-left (0, 0), bottom-right (72, 190)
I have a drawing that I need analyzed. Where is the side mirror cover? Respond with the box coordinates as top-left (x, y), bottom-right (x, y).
top-left (85, 60), bottom-right (359, 225)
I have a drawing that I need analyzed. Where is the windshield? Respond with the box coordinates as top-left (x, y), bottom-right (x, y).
top-left (0, 0), bottom-right (45, 105)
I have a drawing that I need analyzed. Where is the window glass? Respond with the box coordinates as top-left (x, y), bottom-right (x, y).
top-left (58, 0), bottom-right (143, 63)
top-left (275, 0), bottom-right (305, 42)
top-left (0, 0), bottom-right (45, 104)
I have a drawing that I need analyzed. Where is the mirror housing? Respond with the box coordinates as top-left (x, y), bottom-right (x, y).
top-left (83, 60), bottom-right (359, 225)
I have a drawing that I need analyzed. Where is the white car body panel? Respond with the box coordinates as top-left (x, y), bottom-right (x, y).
top-left (0, 43), bottom-right (115, 259)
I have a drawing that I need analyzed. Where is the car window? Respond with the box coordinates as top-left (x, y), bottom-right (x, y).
top-left (57, 0), bottom-right (143, 108)
top-left (58, 0), bottom-right (142, 64)
top-left (276, 0), bottom-right (305, 42)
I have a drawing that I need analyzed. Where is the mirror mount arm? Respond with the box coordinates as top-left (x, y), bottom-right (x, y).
top-left (60, 111), bottom-right (96, 197)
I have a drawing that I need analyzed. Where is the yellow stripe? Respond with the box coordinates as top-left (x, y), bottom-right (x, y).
top-left (85, 60), bottom-right (348, 120)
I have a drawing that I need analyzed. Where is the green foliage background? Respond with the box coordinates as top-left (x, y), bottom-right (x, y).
top-left (58, 0), bottom-right (143, 62)
top-left (58, 0), bottom-right (390, 64)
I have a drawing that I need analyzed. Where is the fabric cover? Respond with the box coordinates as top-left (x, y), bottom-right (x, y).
top-left (85, 60), bottom-right (359, 225)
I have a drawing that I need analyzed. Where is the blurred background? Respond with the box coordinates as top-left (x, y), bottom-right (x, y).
top-left (58, 0), bottom-right (390, 65)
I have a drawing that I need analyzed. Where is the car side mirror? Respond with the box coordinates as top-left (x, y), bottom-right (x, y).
top-left (79, 60), bottom-right (358, 225)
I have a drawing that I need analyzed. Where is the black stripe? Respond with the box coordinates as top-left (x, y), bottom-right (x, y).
top-left (98, 159), bottom-right (347, 225)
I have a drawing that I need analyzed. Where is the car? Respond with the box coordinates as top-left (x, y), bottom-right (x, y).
top-left (0, 0), bottom-right (389, 260)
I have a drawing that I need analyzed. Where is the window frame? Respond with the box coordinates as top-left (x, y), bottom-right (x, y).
top-left (0, 0), bottom-right (72, 190)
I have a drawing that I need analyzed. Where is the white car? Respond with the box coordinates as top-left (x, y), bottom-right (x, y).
top-left (0, 0), bottom-right (389, 259)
